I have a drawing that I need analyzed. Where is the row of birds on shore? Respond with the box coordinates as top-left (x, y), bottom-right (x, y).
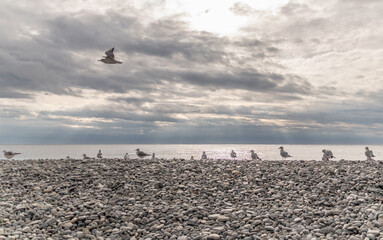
top-left (277, 146), bottom-right (375, 161)
top-left (72, 146), bottom-right (378, 161)
top-left (3, 146), bottom-right (376, 161)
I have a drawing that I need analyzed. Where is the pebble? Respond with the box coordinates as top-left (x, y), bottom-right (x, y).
top-left (206, 234), bottom-right (220, 240)
top-left (0, 158), bottom-right (382, 239)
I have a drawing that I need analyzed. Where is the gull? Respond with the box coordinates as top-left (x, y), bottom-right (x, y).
top-left (250, 150), bottom-right (261, 160)
top-left (365, 147), bottom-right (375, 160)
top-left (279, 146), bottom-right (292, 160)
top-left (201, 151), bottom-right (207, 160)
top-left (124, 153), bottom-right (130, 160)
top-left (3, 150), bottom-right (21, 159)
top-left (230, 150), bottom-right (237, 159)
top-left (98, 47), bottom-right (123, 64)
top-left (190, 156), bottom-right (194, 160)
top-left (97, 149), bottom-right (103, 159)
top-left (151, 153), bottom-right (156, 160)
top-left (136, 148), bottom-right (151, 159)
top-left (322, 149), bottom-right (335, 161)
top-left (82, 154), bottom-right (93, 160)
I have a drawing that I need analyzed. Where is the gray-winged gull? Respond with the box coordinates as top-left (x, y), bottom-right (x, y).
top-left (136, 149), bottom-right (151, 159)
top-left (365, 146), bottom-right (375, 160)
top-left (3, 150), bottom-right (21, 159)
top-left (230, 150), bottom-right (237, 159)
top-left (82, 154), bottom-right (93, 160)
top-left (99, 47), bottom-right (123, 64)
top-left (201, 151), bottom-right (207, 160)
top-left (279, 146), bottom-right (292, 160)
top-left (97, 149), bottom-right (103, 159)
top-left (250, 150), bottom-right (261, 160)
top-left (322, 149), bottom-right (335, 161)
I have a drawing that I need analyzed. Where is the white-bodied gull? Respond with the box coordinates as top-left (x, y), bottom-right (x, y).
top-left (82, 154), bottom-right (93, 160)
top-left (365, 147), bottom-right (375, 160)
top-left (124, 153), bottom-right (130, 160)
top-left (230, 150), bottom-right (237, 159)
top-left (97, 149), bottom-right (103, 159)
top-left (201, 151), bottom-right (207, 160)
top-left (136, 149), bottom-right (151, 159)
top-left (99, 47), bottom-right (123, 64)
top-left (279, 146), bottom-right (292, 160)
top-left (3, 150), bottom-right (21, 159)
top-left (250, 150), bottom-right (261, 160)
top-left (322, 149), bottom-right (335, 161)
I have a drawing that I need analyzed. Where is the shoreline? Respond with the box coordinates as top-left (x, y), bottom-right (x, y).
top-left (1, 159), bottom-right (382, 239)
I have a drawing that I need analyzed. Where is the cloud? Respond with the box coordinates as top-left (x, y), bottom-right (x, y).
top-left (0, 0), bottom-right (382, 144)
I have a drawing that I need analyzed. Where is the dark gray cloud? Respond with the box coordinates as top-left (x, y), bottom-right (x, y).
top-left (0, 0), bottom-right (382, 144)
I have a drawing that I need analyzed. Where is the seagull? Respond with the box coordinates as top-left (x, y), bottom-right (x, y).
top-left (98, 47), bottom-right (123, 64)
top-left (97, 149), bottom-right (103, 159)
top-left (124, 153), bottom-right (130, 160)
top-left (365, 147), bottom-right (375, 160)
top-left (151, 153), bottom-right (156, 160)
top-left (250, 150), bottom-right (261, 160)
top-left (3, 150), bottom-right (21, 159)
top-left (230, 150), bottom-right (237, 159)
top-left (322, 149), bottom-right (335, 161)
top-left (279, 146), bottom-right (292, 160)
top-left (136, 149), bottom-right (151, 159)
top-left (190, 156), bottom-right (194, 160)
top-left (82, 154), bottom-right (92, 160)
top-left (201, 151), bottom-right (207, 160)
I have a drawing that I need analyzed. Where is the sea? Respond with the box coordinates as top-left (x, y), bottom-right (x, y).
top-left (1, 144), bottom-right (382, 161)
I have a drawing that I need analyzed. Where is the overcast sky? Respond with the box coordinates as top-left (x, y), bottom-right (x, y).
top-left (1, 0), bottom-right (383, 144)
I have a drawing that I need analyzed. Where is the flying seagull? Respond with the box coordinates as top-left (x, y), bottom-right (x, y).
top-left (3, 150), bottom-right (21, 159)
top-left (136, 148), bottom-right (151, 159)
top-left (99, 47), bottom-right (122, 64)
top-left (279, 146), bottom-right (292, 160)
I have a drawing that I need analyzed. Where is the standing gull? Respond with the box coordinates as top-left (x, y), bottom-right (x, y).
top-left (230, 150), bottom-right (237, 159)
top-left (3, 150), bottom-right (21, 159)
top-left (322, 149), bottom-right (335, 161)
top-left (201, 151), bottom-right (207, 160)
top-left (98, 47), bottom-right (123, 64)
top-left (136, 149), bottom-right (151, 159)
top-left (279, 146), bottom-right (292, 160)
top-left (365, 147), bottom-right (375, 160)
top-left (97, 149), bottom-right (103, 159)
top-left (124, 153), bottom-right (130, 160)
top-left (82, 154), bottom-right (93, 160)
top-left (250, 150), bottom-right (261, 160)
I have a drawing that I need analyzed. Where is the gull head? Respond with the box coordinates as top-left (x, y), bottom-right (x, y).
top-left (322, 149), bottom-right (326, 153)
top-left (279, 146), bottom-right (283, 149)
top-left (365, 146), bottom-right (369, 150)
top-left (250, 150), bottom-right (254, 153)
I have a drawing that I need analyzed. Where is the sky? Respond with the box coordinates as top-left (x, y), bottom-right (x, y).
top-left (0, 0), bottom-right (383, 144)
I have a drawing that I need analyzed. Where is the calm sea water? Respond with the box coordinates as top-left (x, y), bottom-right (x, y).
top-left (1, 144), bottom-right (382, 161)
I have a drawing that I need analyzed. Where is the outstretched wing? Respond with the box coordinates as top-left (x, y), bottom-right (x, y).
top-left (105, 48), bottom-right (115, 59)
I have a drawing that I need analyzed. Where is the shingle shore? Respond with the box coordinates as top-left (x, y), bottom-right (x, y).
top-left (0, 159), bottom-right (382, 240)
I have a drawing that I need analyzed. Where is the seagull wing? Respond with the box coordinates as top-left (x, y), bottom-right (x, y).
top-left (105, 48), bottom-right (115, 59)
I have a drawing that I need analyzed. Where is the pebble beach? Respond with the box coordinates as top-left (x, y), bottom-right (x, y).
top-left (0, 158), bottom-right (382, 240)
